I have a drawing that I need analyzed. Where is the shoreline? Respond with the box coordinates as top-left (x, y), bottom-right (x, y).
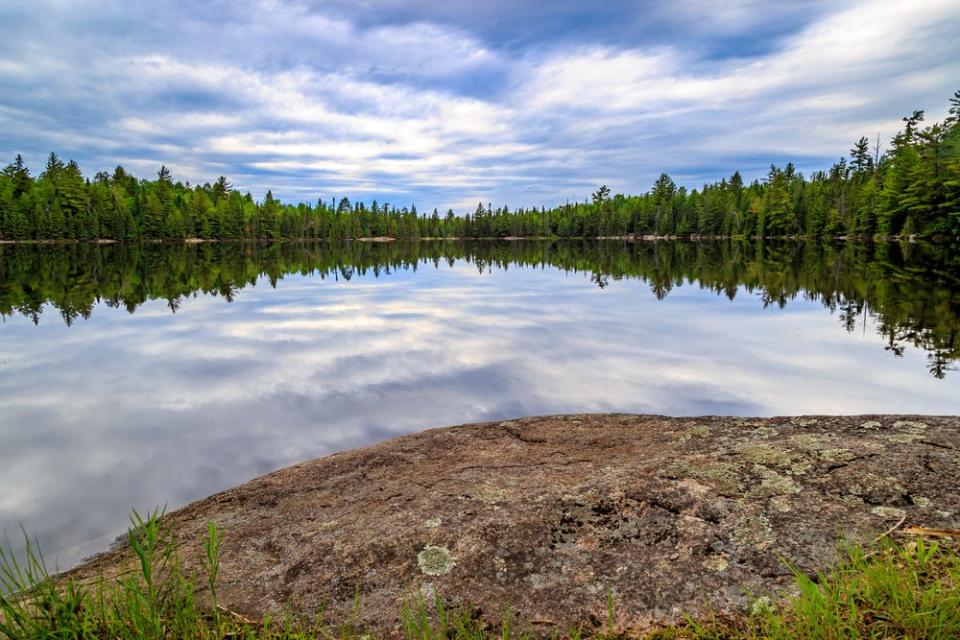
top-left (63, 413), bottom-right (960, 636)
top-left (2, 234), bottom-right (958, 246)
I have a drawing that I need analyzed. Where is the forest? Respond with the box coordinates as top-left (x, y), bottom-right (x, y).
top-left (1, 91), bottom-right (958, 242)
top-left (1, 239), bottom-right (958, 377)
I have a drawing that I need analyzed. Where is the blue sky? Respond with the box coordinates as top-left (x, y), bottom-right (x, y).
top-left (1, 0), bottom-right (958, 210)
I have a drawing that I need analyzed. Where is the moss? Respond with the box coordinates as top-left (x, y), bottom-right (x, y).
top-left (417, 545), bottom-right (456, 576)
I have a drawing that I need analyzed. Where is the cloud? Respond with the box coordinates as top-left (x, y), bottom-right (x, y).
top-left (0, 0), bottom-right (958, 209)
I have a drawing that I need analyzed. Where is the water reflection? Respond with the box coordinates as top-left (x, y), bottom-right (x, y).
top-left (0, 240), bottom-right (958, 569)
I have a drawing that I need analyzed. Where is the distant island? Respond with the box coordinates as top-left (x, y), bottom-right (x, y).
top-left (1, 91), bottom-right (958, 242)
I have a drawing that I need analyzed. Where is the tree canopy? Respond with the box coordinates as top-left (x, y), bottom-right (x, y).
top-left (2, 91), bottom-right (958, 242)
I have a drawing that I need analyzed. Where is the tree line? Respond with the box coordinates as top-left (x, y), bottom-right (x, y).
top-left (1, 91), bottom-right (958, 242)
top-left (2, 240), bottom-right (957, 377)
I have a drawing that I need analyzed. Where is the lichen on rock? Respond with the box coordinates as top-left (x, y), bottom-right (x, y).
top-left (886, 420), bottom-right (928, 443)
top-left (738, 443), bottom-right (811, 475)
top-left (703, 555), bottom-right (729, 572)
top-left (871, 506), bottom-right (906, 520)
top-left (753, 465), bottom-right (800, 497)
top-left (733, 513), bottom-right (774, 548)
top-left (62, 413), bottom-right (960, 637)
top-left (417, 545), bottom-right (456, 576)
top-left (662, 459), bottom-right (742, 495)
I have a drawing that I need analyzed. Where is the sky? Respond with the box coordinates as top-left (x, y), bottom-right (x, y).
top-left (1, 0), bottom-right (959, 211)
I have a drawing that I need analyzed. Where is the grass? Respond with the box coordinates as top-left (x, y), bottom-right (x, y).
top-left (1, 511), bottom-right (957, 639)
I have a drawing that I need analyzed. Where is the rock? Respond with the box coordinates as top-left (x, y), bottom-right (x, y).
top-left (67, 414), bottom-right (960, 637)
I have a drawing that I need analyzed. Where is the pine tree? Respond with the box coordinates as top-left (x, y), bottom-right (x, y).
top-left (212, 176), bottom-right (232, 204)
top-left (60, 160), bottom-right (89, 239)
top-left (850, 137), bottom-right (873, 174)
top-left (259, 190), bottom-right (280, 239)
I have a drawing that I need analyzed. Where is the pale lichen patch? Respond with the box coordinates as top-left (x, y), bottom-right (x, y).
top-left (749, 426), bottom-right (779, 439)
top-left (845, 473), bottom-right (905, 501)
top-left (790, 433), bottom-right (833, 450)
top-left (871, 506), bottom-right (906, 519)
top-left (424, 517), bottom-right (442, 528)
top-left (677, 424), bottom-right (711, 442)
top-left (887, 433), bottom-right (925, 444)
top-left (886, 421), bottom-right (928, 443)
top-left (754, 465), bottom-right (801, 497)
top-left (476, 485), bottom-right (508, 505)
top-left (703, 555), bottom-right (729, 572)
top-left (770, 496), bottom-right (794, 513)
top-left (893, 420), bottom-right (928, 431)
top-left (818, 448), bottom-right (857, 463)
top-left (417, 545), bottom-right (456, 576)
top-left (528, 573), bottom-right (551, 589)
top-left (739, 444), bottom-right (791, 466)
top-left (662, 460), bottom-right (742, 495)
top-left (860, 420), bottom-right (883, 430)
top-left (792, 418), bottom-right (819, 427)
top-left (738, 444), bottom-right (811, 475)
top-left (733, 514), bottom-right (774, 548)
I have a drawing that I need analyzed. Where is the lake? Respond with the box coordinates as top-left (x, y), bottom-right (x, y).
top-left (1, 239), bottom-right (958, 569)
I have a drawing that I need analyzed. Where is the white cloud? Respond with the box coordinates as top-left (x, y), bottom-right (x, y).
top-left (0, 0), bottom-right (958, 207)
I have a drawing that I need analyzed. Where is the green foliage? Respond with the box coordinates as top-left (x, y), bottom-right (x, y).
top-left (1, 91), bottom-right (957, 243)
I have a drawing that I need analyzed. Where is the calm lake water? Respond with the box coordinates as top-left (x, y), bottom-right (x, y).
top-left (1, 240), bottom-right (959, 568)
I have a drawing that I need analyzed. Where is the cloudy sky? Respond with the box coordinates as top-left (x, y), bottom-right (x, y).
top-left (1, 0), bottom-right (958, 210)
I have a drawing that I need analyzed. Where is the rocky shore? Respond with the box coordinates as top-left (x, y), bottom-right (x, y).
top-left (68, 414), bottom-right (960, 636)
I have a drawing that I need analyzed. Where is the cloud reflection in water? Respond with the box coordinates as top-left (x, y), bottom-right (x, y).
top-left (0, 242), bottom-right (958, 568)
